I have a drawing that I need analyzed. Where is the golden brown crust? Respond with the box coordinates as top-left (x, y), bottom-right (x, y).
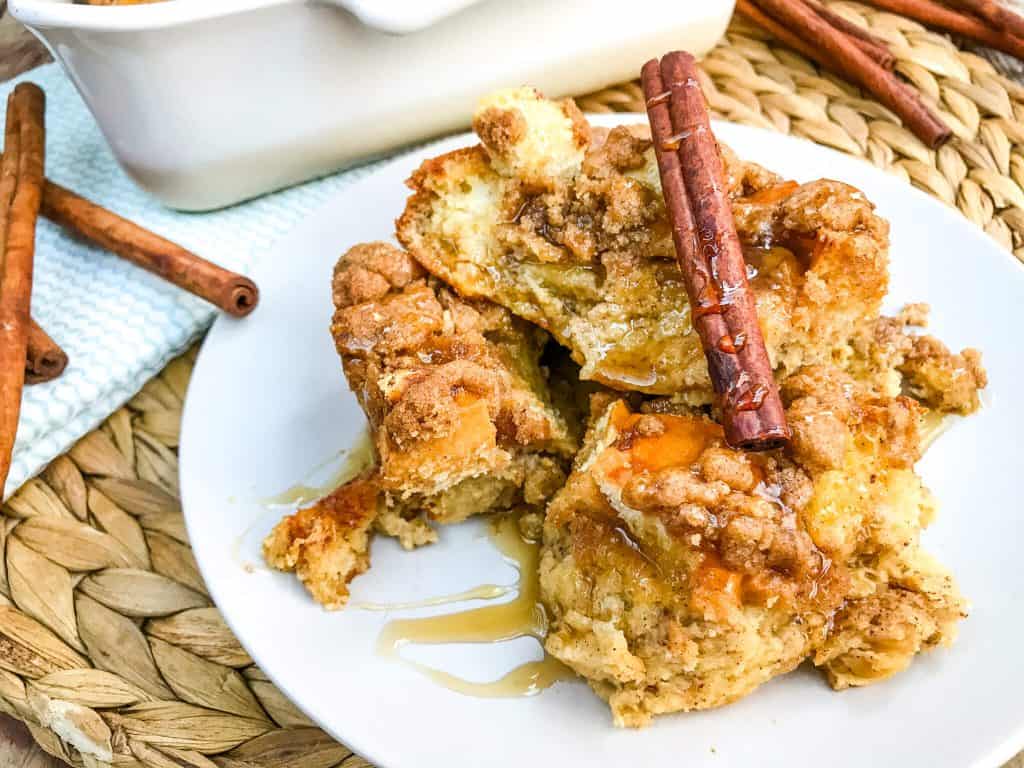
top-left (332, 241), bottom-right (426, 308)
top-left (814, 578), bottom-right (966, 688)
top-left (473, 107), bottom-right (527, 162)
top-left (901, 338), bottom-right (987, 413)
top-left (265, 240), bottom-right (584, 609)
top-left (396, 93), bottom-right (891, 400)
top-left (540, 370), bottom-right (966, 726)
top-left (263, 476), bottom-right (379, 610)
top-left (848, 308), bottom-right (987, 414)
top-left (330, 241), bottom-right (576, 497)
top-left (560, 97), bottom-right (592, 152)
top-left (270, 86), bottom-right (986, 685)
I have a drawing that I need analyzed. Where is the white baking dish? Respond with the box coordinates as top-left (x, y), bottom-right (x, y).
top-left (10, 0), bottom-right (735, 210)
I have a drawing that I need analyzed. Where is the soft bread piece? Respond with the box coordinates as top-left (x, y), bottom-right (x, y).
top-left (264, 242), bottom-right (582, 609)
top-left (331, 241), bottom-right (576, 510)
top-left (540, 367), bottom-right (966, 726)
top-left (263, 475), bottom-right (378, 610)
top-left (397, 88), bottom-right (891, 402)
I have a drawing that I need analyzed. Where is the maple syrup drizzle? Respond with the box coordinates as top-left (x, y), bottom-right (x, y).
top-left (352, 584), bottom-right (512, 612)
top-left (733, 384), bottom-right (770, 412)
top-left (236, 432), bottom-right (375, 573)
top-left (645, 89), bottom-right (671, 108)
top-left (260, 431), bottom-right (374, 508)
top-left (507, 200), bottom-right (530, 224)
top-left (919, 410), bottom-right (951, 453)
top-left (717, 332), bottom-right (748, 354)
top-left (692, 300), bottom-right (725, 319)
top-left (392, 655), bottom-right (573, 699)
top-left (660, 129), bottom-right (692, 152)
top-left (375, 516), bottom-right (573, 698)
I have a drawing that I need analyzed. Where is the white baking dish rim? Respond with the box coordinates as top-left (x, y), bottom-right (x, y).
top-left (9, 0), bottom-right (485, 34)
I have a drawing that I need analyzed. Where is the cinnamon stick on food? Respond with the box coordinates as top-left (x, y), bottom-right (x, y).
top-left (803, 0), bottom-right (896, 69)
top-left (753, 0), bottom-right (950, 148)
top-left (41, 181), bottom-right (259, 317)
top-left (860, 0), bottom-right (1024, 60)
top-left (946, 0), bottom-right (1024, 42)
top-left (0, 83), bottom-right (45, 493)
top-left (642, 52), bottom-right (790, 451)
top-left (26, 317), bottom-right (67, 385)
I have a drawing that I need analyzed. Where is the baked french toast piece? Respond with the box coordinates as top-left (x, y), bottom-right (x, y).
top-left (263, 475), bottom-right (378, 610)
top-left (850, 305), bottom-right (987, 415)
top-left (540, 366), bottom-right (966, 727)
top-left (331, 241), bottom-right (577, 548)
top-left (397, 87), bottom-right (889, 404)
top-left (783, 366), bottom-right (967, 688)
top-left (264, 241), bottom-right (585, 609)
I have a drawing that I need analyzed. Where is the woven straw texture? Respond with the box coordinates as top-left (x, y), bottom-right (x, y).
top-left (3, 4), bottom-right (1024, 766)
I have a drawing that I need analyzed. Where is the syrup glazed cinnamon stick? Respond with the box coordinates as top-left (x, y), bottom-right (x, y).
top-left (41, 181), bottom-right (259, 317)
top-left (26, 317), bottom-right (68, 385)
top-left (0, 83), bottom-right (45, 494)
top-left (642, 52), bottom-right (790, 451)
top-left (750, 0), bottom-right (951, 148)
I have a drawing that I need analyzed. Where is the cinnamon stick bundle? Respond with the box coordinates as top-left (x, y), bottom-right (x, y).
top-left (642, 52), bottom-right (790, 451)
top-left (752, 0), bottom-right (951, 148)
top-left (41, 181), bottom-right (259, 317)
top-left (26, 317), bottom-right (67, 385)
top-left (861, 0), bottom-right (1024, 60)
top-left (0, 83), bottom-right (45, 493)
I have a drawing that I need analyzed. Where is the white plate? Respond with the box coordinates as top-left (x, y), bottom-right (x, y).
top-left (180, 116), bottom-right (1024, 768)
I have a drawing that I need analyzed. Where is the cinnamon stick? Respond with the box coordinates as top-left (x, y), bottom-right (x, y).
top-left (40, 181), bottom-right (259, 317)
top-left (0, 83), bottom-right (45, 494)
top-left (26, 317), bottom-right (67, 385)
top-left (753, 0), bottom-right (950, 148)
top-left (860, 0), bottom-right (1024, 60)
top-left (642, 52), bottom-right (790, 451)
top-left (739, 0), bottom-right (896, 69)
top-left (803, 0), bottom-right (897, 69)
top-left (945, 0), bottom-right (1024, 42)
top-left (737, 0), bottom-right (832, 62)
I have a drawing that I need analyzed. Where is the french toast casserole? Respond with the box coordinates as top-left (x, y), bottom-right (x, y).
top-left (264, 87), bottom-right (986, 723)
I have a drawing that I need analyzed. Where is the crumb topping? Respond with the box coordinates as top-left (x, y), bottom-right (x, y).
top-left (398, 104), bottom-right (892, 400)
top-left (268, 89), bottom-right (983, 727)
top-left (331, 242), bottom-right (576, 496)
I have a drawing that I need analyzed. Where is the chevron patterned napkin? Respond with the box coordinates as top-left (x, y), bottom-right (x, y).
top-left (1, 64), bottom-right (395, 499)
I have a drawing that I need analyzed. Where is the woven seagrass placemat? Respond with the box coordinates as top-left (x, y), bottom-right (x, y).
top-left (2, 4), bottom-right (1023, 767)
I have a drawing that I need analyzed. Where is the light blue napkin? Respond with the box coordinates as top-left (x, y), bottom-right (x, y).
top-left (2, 64), bottom-right (391, 499)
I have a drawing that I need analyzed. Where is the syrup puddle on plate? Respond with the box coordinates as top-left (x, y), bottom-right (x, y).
top-left (232, 430), bottom-right (375, 572)
top-left (261, 430), bottom-right (375, 508)
top-left (351, 583), bottom-right (512, 612)
top-left (920, 410), bottom-right (951, 453)
top-left (919, 389), bottom-right (989, 454)
top-left (375, 514), bottom-right (574, 698)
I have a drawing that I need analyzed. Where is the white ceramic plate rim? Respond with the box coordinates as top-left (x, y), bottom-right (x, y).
top-left (181, 115), bottom-right (1024, 768)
